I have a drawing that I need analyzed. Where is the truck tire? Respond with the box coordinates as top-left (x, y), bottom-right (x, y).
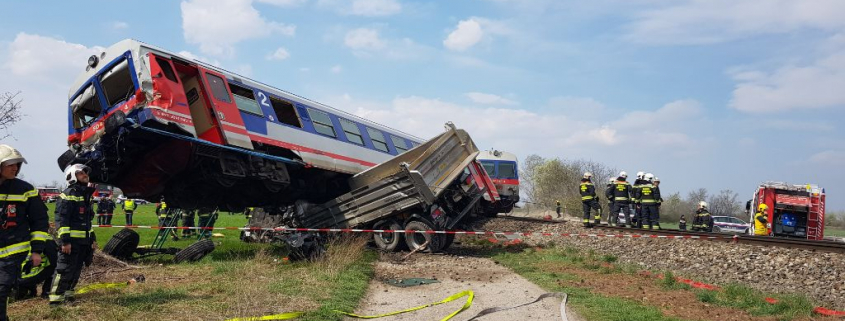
top-left (103, 228), bottom-right (140, 260)
top-left (404, 220), bottom-right (445, 253)
top-left (173, 240), bottom-right (215, 263)
top-left (373, 220), bottom-right (405, 252)
top-left (442, 233), bottom-right (456, 250)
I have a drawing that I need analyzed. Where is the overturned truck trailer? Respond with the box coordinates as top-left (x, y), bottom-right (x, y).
top-left (246, 122), bottom-right (500, 252)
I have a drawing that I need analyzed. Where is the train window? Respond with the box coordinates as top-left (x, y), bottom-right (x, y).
top-left (99, 58), bottom-right (135, 108)
top-left (308, 108), bottom-right (337, 137)
top-left (270, 97), bottom-right (301, 128)
top-left (154, 57), bottom-right (178, 83)
top-left (339, 118), bottom-right (364, 145)
top-left (499, 162), bottom-right (516, 178)
top-left (480, 161), bottom-right (496, 176)
top-left (366, 127), bottom-right (389, 152)
top-left (391, 135), bottom-right (409, 153)
top-left (70, 84), bottom-right (102, 129)
top-left (229, 83), bottom-right (264, 116)
top-left (205, 73), bottom-right (232, 103)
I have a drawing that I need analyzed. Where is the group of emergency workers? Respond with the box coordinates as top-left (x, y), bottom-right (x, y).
top-left (578, 171), bottom-right (663, 229)
top-left (155, 198), bottom-right (218, 240)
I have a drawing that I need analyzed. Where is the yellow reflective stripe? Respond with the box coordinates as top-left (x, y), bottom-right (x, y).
top-left (21, 255), bottom-right (50, 279)
top-left (30, 231), bottom-right (50, 242)
top-left (614, 197), bottom-right (629, 201)
top-left (58, 228), bottom-right (89, 238)
top-left (76, 282), bottom-right (130, 295)
top-left (581, 196), bottom-right (594, 200)
top-left (0, 241), bottom-right (31, 258)
top-left (59, 193), bottom-right (85, 201)
top-left (0, 194), bottom-right (25, 201)
top-left (641, 199), bottom-right (657, 203)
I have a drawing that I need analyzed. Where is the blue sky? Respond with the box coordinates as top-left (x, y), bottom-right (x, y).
top-left (1, 0), bottom-right (844, 210)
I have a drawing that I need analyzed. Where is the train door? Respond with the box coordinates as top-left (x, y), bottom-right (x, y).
top-left (196, 67), bottom-right (254, 150)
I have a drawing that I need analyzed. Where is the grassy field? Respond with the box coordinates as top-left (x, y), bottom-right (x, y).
top-left (10, 203), bottom-right (377, 321)
top-left (485, 244), bottom-right (820, 321)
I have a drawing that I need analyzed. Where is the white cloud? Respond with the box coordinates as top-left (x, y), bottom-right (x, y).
top-left (181, 0), bottom-right (296, 56)
top-left (317, 0), bottom-right (401, 16)
top-left (0, 34), bottom-right (104, 186)
top-left (256, 0), bottom-right (307, 6)
top-left (267, 47), bottom-right (291, 60)
top-left (810, 150), bottom-right (845, 166)
top-left (331, 65), bottom-right (343, 73)
top-left (112, 21), bottom-right (129, 30)
top-left (625, 0), bottom-right (845, 45)
top-left (344, 28), bottom-right (385, 51)
top-left (351, 0), bottom-right (401, 16)
top-left (464, 92), bottom-right (518, 105)
top-left (444, 19), bottom-right (484, 51)
top-left (729, 51), bottom-right (845, 113)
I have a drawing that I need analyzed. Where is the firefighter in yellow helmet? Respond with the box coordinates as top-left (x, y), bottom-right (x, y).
top-left (754, 203), bottom-right (769, 236)
top-left (0, 145), bottom-right (49, 319)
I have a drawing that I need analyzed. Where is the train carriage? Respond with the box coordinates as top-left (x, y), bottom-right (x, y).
top-left (476, 150), bottom-right (519, 216)
top-left (59, 39), bottom-right (423, 210)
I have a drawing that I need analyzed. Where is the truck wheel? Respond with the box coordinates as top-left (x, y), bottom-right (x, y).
top-left (442, 233), bottom-right (456, 250)
top-left (173, 240), bottom-right (215, 263)
top-left (404, 220), bottom-right (445, 253)
top-left (103, 228), bottom-right (139, 260)
top-left (373, 220), bottom-right (405, 252)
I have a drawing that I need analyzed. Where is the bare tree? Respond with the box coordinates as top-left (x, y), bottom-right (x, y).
top-left (686, 188), bottom-right (708, 212)
top-left (708, 189), bottom-right (741, 217)
top-left (0, 91), bottom-right (24, 139)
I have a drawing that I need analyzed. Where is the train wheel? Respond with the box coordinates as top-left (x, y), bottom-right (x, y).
top-left (404, 220), bottom-right (445, 253)
top-left (103, 228), bottom-right (140, 260)
top-left (373, 220), bottom-right (405, 252)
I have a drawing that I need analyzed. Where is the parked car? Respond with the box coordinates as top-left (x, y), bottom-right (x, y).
top-left (712, 216), bottom-right (750, 234)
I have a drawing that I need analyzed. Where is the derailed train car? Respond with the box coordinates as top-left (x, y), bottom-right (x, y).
top-left (476, 150), bottom-right (520, 216)
top-left (58, 39), bottom-right (436, 211)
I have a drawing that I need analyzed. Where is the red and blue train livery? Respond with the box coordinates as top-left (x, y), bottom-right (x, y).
top-left (58, 39), bottom-right (422, 210)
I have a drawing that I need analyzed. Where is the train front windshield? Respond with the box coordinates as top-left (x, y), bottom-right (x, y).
top-left (479, 160), bottom-right (517, 179)
top-left (70, 55), bottom-right (137, 130)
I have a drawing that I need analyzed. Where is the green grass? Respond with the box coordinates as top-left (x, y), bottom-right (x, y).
top-left (824, 227), bottom-right (845, 237)
top-left (491, 247), bottom-right (683, 321)
top-left (693, 284), bottom-right (814, 320)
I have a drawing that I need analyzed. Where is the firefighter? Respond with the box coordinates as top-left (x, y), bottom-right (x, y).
top-left (122, 198), bottom-right (136, 226)
top-left (691, 201), bottom-right (713, 232)
top-left (0, 145), bottom-right (49, 320)
top-left (609, 171), bottom-right (631, 227)
top-left (555, 200), bottom-right (561, 218)
top-left (96, 197), bottom-right (107, 225)
top-left (579, 173), bottom-right (602, 227)
top-left (103, 197), bottom-right (115, 225)
top-left (197, 209), bottom-right (217, 239)
top-left (16, 234), bottom-right (58, 300)
top-left (49, 164), bottom-right (97, 306)
top-left (678, 215), bottom-right (687, 231)
top-left (181, 209), bottom-right (196, 237)
top-left (604, 178), bottom-right (614, 224)
top-left (754, 204), bottom-right (769, 236)
top-left (639, 173), bottom-right (661, 229)
top-left (244, 207), bottom-right (255, 221)
top-left (631, 171), bottom-right (647, 228)
top-left (156, 198), bottom-right (179, 241)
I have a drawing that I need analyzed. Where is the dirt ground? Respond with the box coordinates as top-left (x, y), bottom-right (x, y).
top-left (349, 251), bottom-right (582, 321)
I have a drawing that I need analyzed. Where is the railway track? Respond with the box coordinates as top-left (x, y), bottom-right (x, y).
top-left (494, 215), bottom-right (845, 254)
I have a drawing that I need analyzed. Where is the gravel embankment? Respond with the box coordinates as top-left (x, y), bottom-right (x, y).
top-left (474, 217), bottom-right (845, 310)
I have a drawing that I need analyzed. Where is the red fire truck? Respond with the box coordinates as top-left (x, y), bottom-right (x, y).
top-left (37, 187), bottom-right (61, 203)
top-left (747, 182), bottom-right (825, 240)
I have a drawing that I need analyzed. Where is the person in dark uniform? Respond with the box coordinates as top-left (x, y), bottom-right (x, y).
top-left (691, 201), bottom-right (713, 232)
top-left (103, 197), bottom-right (115, 225)
top-left (0, 145), bottom-right (49, 320)
top-left (49, 164), bottom-right (97, 306)
top-left (638, 173), bottom-right (662, 229)
top-left (579, 173), bottom-right (602, 227)
top-left (609, 172), bottom-right (632, 227)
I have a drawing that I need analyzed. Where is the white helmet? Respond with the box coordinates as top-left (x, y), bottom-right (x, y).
top-left (636, 171), bottom-right (645, 179)
top-left (64, 164), bottom-right (91, 185)
top-left (0, 145), bottom-right (27, 166)
top-left (698, 201), bottom-right (708, 209)
top-left (608, 178), bottom-right (615, 184)
top-left (654, 177), bottom-right (660, 182)
top-left (583, 172), bottom-right (593, 179)
top-left (644, 173), bottom-right (654, 181)
top-left (619, 171), bottom-right (628, 179)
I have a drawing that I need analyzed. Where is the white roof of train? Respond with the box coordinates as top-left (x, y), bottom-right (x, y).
top-left (476, 150), bottom-right (518, 162)
top-left (68, 39), bottom-right (422, 141)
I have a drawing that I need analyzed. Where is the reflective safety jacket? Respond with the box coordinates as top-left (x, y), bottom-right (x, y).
top-left (610, 180), bottom-right (632, 203)
top-left (692, 209), bottom-right (712, 231)
top-left (579, 180), bottom-right (597, 201)
top-left (631, 179), bottom-right (647, 204)
top-left (157, 202), bottom-right (169, 218)
top-left (638, 183), bottom-right (661, 205)
top-left (123, 199), bottom-right (136, 211)
top-left (0, 178), bottom-right (49, 257)
top-left (754, 211), bottom-right (768, 236)
top-left (55, 184), bottom-right (96, 244)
